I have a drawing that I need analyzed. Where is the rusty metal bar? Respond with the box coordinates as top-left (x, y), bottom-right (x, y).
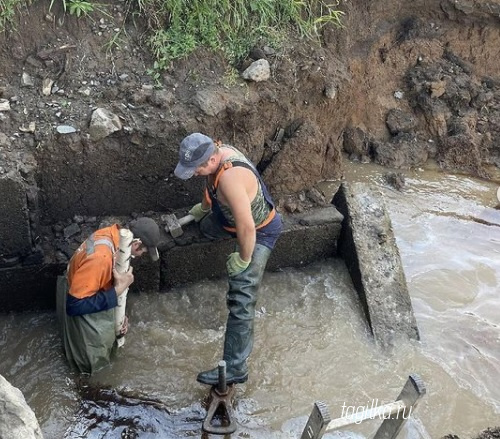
top-left (217, 360), bottom-right (227, 394)
top-left (202, 361), bottom-right (237, 435)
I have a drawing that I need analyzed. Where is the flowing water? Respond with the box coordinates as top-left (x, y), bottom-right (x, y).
top-left (0, 163), bottom-right (499, 439)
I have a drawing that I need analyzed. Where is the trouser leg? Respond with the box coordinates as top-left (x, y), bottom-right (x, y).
top-left (57, 273), bottom-right (115, 374)
top-left (199, 213), bottom-right (233, 240)
top-left (197, 244), bottom-right (271, 385)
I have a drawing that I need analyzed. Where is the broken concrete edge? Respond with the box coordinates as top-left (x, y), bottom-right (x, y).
top-left (0, 206), bottom-right (343, 312)
top-left (0, 374), bottom-right (44, 439)
top-left (0, 176), bottom-right (38, 263)
top-left (333, 181), bottom-right (420, 348)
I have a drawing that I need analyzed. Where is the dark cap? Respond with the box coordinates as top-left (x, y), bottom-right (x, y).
top-left (174, 133), bottom-right (216, 180)
top-left (129, 217), bottom-right (160, 261)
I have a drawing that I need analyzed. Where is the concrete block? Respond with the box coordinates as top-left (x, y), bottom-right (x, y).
top-left (0, 264), bottom-right (60, 312)
top-left (161, 238), bottom-right (234, 289)
top-left (333, 182), bottom-right (419, 347)
top-left (161, 207), bottom-right (344, 289)
top-left (130, 256), bottom-right (160, 293)
top-left (0, 176), bottom-right (32, 258)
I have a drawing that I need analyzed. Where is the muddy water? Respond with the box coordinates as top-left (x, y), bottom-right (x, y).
top-left (0, 163), bottom-right (499, 438)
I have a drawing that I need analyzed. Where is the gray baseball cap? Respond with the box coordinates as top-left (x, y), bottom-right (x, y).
top-left (174, 133), bottom-right (216, 180)
top-left (129, 217), bottom-right (160, 261)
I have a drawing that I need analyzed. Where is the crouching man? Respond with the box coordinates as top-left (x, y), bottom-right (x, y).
top-left (56, 217), bottom-right (160, 374)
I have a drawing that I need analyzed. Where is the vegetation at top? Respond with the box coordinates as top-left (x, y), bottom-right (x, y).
top-left (140, 0), bottom-right (344, 71)
top-left (0, 0), bottom-right (344, 71)
top-left (0, 0), bottom-right (24, 30)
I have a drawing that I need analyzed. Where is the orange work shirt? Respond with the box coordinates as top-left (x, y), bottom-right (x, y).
top-left (67, 224), bottom-right (120, 299)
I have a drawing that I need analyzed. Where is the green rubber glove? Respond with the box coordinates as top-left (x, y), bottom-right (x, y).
top-left (226, 252), bottom-right (251, 277)
top-left (189, 203), bottom-right (210, 222)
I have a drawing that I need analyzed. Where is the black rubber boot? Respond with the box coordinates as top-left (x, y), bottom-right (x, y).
top-left (197, 244), bottom-right (271, 386)
top-left (196, 362), bottom-right (249, 385)
top-left (197, 319), bottom-right (253, 385)
top-left (196, 365), bottom-right (248, 385)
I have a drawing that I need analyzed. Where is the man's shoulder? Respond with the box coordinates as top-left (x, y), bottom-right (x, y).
top-left (93, 224), bottom-right (120, 246)
top-left (219, 162), bottom-right (255, 184)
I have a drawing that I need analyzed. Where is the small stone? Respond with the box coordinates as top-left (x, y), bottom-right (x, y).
top-left (385, 172), bottom-right (406, 191)
top-left (0, 99), bottom-right (11, 111)
top-left (42, 78), bottom-right (54, 96)
top-left (63, 223), bottom-right (81, 239)
top-left (324, 84), bottom-right (337, 100)
top-left (284, 201), bottom-right (299, 213)
top-left (52, 223), bottom-right (64, 233)
top-left (55, 251), bottom-right (68, 263)
top-left (241, 59), bottom-right (271, 82)
top-left (21, 72), bottom-right (34, 87)
top-left (56, 125), bottom-right (77, 134)
top-left (307, 187), bottom-right (327, 206)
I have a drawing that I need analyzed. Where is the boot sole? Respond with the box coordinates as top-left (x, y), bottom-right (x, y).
top-left (196, 375), bottom-right (248, 385)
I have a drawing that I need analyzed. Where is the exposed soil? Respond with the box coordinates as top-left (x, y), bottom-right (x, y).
top-left (2, 0), bottom-right (500, 225)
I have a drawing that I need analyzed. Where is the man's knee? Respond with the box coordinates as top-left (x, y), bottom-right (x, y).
top-left (199, 214), bottom-right (231, 240)
top-left (227, 296), bottom-right (256, 320)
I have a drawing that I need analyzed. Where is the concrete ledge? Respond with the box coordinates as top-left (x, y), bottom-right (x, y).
top-left (0, 191), bottom-right (421, 351)
top-left (0, 264), bottom-right (60, 312)
top-left (333, 182), bottom-right (420, 347)
top-left (162, 207), bottom-right (343, 288)
top-left (0, 176), bottom-right (32, 259)
top-left (0, 206), bottom-right (344, 310)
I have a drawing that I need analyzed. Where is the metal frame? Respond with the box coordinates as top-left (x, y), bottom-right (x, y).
top-left (301, 374), bottom-right (426, 439)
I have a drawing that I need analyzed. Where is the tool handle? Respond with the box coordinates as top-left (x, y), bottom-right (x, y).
top-left (178, 214), bottom-right (196, 226)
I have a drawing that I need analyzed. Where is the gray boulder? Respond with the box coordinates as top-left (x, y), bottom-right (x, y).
top-left (0, 374), bottom-right (43, 439)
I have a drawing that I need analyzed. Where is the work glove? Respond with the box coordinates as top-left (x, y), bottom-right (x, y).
top-left (226, 252), bottom-right (250, 277)
top-left (189, 203), bottom-right (211, 222)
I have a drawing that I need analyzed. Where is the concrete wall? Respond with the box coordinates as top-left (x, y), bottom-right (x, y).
top-left (0, 182), bottom-right (420, 352)
top-left (0, 206), bottom-right (343, 312)
top-left (334, 182), bottom-right (420, 347)
top-left (0, 177), bottom-right (32, 258)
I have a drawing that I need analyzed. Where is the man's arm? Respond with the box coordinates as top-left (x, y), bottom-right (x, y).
top-left (67, 250), bottom-right (134, 316)
top-left (219, 168), bottom-right (256, 262)
top-left (66, 289), bottom-right (118, 316)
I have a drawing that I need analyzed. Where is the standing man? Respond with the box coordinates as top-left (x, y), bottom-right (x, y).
top-left (56, 217), bottom-right (161, 374)
top-left (174, 133), bottom-right (282, 385)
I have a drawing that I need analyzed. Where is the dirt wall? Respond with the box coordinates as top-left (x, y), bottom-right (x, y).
top-left (1, 0), bottom-right (500, 271)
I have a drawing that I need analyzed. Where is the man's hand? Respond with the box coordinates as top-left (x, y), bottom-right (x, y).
top-left (189, 203), bottom-right (211, 222)
top-left (119, 316), bottom-right (129, 336)
top-left (226, 252), bottom-right (250, 277)
top-left (113, 267), bottom-right (134, 295)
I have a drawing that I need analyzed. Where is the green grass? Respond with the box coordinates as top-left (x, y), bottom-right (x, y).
top-left (0, 0), bottom-right (26, 31)
top-left (143, 0), bottom-right (344, 71)
top-left (0, 0), bottom-right (99, 31)
top-left (1, 0), bottom-right (344, 75)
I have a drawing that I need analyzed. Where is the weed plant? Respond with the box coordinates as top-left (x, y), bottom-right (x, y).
top-left (0, 0), bottom-right (27, 31)
top-left (1, 0), bottom-right (344, 76)
top-left (142, 0), bottom-right (344, 73)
